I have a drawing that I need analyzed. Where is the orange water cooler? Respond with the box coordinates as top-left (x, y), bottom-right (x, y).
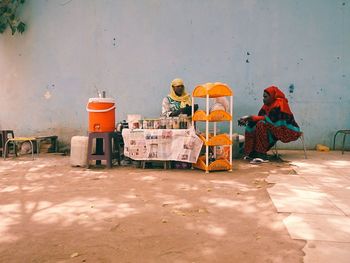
top-left (86, 98), bottom-right (116, 132)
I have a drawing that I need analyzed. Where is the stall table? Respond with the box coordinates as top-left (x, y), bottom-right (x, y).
top-left (122, 128), bottom-right (203, 167)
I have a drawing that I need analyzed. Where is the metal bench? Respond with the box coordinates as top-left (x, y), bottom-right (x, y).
top-left (35, 135), bottom-right (58, 153)
top-left (3, 137), bottom-right (38, 160)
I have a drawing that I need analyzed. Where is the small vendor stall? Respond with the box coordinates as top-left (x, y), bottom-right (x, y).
top-left (122, 128), bottom-right (203, 163)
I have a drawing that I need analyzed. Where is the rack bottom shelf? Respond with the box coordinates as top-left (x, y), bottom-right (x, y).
top-left (193, 155), bottom-right (232, 172)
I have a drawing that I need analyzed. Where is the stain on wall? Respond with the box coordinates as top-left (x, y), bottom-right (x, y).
top-left (0, 0), bottom-right (349, 149)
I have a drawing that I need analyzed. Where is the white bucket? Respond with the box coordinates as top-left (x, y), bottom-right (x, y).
top-left (70, 136), bottom-right (89, 167)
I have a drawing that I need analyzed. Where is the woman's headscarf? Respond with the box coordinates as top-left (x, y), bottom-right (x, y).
top-left (262, 86), bottom-right (292, 115)
top-left (168, 78), bottom-right (192, 108)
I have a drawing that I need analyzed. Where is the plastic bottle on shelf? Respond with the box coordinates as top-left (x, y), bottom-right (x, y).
top-left (179, 114), bottom-right (188, 129)
top-left (154, 119), bottom-right (160, 129)
top-left (143, 119), bottom-right (148, 129)
top-left (160, 117), bottom-right (166, 129)
top-left (166, 117), bottom-right (173, 129)
top-left (147, 119), bottom-right (154, 129)
top-left (173, 117), bottom-right (180, 129)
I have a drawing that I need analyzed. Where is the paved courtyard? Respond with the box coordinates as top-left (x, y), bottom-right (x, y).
top-left (267, 150), bottom-right (350, 263)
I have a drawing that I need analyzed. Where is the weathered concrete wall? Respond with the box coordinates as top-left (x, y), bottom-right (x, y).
top-left (0, 0), bottom-right (349, 149)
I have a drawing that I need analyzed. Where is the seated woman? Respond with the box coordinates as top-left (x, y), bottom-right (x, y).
top-left (161, 78), bottom-right (193, 117)
top-left (238, 86), bottom-right (301, 163)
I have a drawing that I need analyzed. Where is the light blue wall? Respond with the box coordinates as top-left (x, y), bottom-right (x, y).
top-left (1, 0), bottom-right (349, 148)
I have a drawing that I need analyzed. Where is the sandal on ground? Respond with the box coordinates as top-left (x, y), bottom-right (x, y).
top-left (243, 156), bottom-right (252, 161)
top-left (250, 158), bottom-right (269, 164)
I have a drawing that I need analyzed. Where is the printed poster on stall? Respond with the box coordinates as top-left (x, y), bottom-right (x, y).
top-left (122, 128), bottom-right (203, 163)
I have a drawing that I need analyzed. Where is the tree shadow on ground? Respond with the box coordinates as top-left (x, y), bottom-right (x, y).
top-left (0, 154), bottom-right (305, 262)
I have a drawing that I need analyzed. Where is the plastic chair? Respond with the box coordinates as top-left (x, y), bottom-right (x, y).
top-left (333, 130), bottom-right (350, 154)
top-left (273, 132), bottom-right (307, 159)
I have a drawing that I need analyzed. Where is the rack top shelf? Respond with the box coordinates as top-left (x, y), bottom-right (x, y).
top-left (192, 82), bottom-right (233, 98)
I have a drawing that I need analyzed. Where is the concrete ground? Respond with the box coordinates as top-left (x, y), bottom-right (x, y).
top-left (267, 150), bottom-right (350, 263)
top-left (0, 150), bottom-right (349, 262)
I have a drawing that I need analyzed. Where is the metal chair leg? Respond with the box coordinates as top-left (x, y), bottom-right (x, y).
top-left (3, 140), bottom-right (14, 160)
top-left (3, 140), bottom-right (9, 159)
top-left (342, 133), bottom-right (347, 155)
top-left (273, 143), bottom-right (279, 157)
top-left (300, 133), bottom-right (307, 159)
top-left (272, 133), bottom-right (307, 159)
top-left (36, 140), bottom-right (39, 157)
top-left (29, 140), bottom-right (34, 160)
top-left (333, 130), bottom-right (350, 154)
top-left (333, 131), bottom-right (340, 150)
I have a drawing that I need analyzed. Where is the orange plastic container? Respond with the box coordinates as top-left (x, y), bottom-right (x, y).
top-left (86, 98), bottom-right (116, 132)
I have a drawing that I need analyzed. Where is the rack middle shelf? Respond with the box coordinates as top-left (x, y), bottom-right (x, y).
top-left (197, 133), bottom-right (232, 146)
top-left (193, 109), bottom-right (232, 122)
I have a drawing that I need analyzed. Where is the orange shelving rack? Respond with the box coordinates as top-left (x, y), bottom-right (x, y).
top-left (192, 82), bottom-right (233, 173)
